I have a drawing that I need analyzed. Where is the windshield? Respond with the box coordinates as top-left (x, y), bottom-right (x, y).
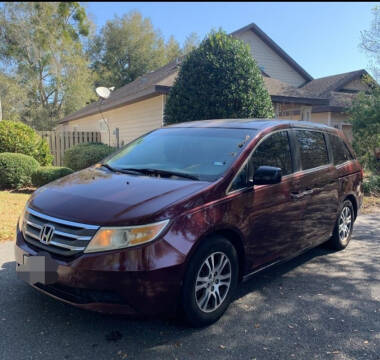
top-left (105, 127), bottom-right (257, 182)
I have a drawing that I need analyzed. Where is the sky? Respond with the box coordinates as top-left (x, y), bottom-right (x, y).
top-left (84, 2), bottom-right (377, 80)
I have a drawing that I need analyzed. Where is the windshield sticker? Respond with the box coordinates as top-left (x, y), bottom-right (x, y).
top-left (237, 134), bottom-right (251, 148)
top-left (214, 161), bottom-right (226, 166)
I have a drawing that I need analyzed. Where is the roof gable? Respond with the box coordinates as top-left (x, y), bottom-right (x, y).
top-left (231, 23), bottom-right (313, 86)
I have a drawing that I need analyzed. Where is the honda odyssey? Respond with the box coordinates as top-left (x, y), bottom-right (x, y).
top-left (15, 119), bottom-right (363, 326)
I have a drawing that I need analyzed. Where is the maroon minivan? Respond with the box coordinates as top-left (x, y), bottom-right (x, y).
top-left (15, 119), bottom-right (363, 326)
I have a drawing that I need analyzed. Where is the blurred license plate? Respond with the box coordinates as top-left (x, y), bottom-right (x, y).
top-left (16, 255), bottom-right (57, 285)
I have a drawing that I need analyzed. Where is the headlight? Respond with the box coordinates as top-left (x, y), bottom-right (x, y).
top-left (84, 220), bottom-right (170, 253)
top-left (18, 203), bottom-right (28, 233)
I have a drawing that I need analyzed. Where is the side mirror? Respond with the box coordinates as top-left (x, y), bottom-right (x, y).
top-left (253, 166), bottom-right (282, 185)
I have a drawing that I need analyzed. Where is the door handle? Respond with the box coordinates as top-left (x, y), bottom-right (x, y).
top-left (290, 191), bottom-right (305, 199)
top-left (290, 189), bottom-right (314, 199)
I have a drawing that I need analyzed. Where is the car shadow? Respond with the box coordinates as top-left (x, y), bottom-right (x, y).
top-left (1, 218), bottom-right (379, 360)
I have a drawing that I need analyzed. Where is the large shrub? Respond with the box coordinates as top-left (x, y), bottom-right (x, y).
top-left (0, 153), bottom-right (40, 189)
top-left (349, 83), bottom-right (380, 172)
top-left (0, 120), bottom-right (53, 165)
top-left (32, 166), bottom-right (74, 187)
top-left (164, 29), bottom-right (274, 124)
top-left (363, 174), bottom-right (380, 196)
top-left (63, 143), bottom-right (115, 171)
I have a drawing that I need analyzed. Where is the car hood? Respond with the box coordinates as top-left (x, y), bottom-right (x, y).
top-left (28, 167), bottom-right (211, 226)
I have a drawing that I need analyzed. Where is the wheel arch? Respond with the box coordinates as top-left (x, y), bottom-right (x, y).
top-left (344, 194), bottom-right (358, 219)
top-left (186, 227), bottom-right (246, 281)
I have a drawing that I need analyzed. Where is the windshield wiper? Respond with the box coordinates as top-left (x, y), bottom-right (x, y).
top-left (120, 168), bottom-right (199, 181)
top-left (101, 164), bottom-right (144, 176)
top-left (101, 163), bottom-right (117, 172)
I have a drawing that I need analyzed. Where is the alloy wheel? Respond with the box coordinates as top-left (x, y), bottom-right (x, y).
top-left (338, 206), bottom-right (352, 244)
top-left (195, 252), bottom-right (232, 313)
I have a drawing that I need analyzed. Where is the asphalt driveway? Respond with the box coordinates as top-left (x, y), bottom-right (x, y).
top-left (0, 211), bottom-right (379, 360)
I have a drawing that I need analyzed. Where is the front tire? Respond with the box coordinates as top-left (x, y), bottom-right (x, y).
top-left (327, 200), bottom-right (354, 250)
top-left (181, 236), bottom-right (238, 327)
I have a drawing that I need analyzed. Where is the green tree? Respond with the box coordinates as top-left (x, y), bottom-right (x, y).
top-left (0, 2), bottom-right (95, 130)
top-left (164, 29), bottom-right (274, 124)
top-left (0, 72), bottom-right (27, 121)
top-left (349, 83), bottom-right (380, 171)
top-left (88, 11), bottom-right (169, 88)
top-left (361, 6), bottom-right (380, 81)
top-left (165, 35), bottom-right (182, 63)
top-left (183, 32), bottom-right (200, 54)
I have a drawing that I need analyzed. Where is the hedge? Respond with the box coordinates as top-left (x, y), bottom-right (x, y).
top-left (63, 143), bottom-right (115, 171)
top-left (0, 153), bottom-right (40, 189)
top-left (31, 166), bottom-right (74, 187)
top-left (0, 120), bottom-right (53, 166)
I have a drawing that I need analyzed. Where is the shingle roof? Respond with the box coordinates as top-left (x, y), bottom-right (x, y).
top-left (59, 59), bottom-right (181, 123)
top-left (59, 62), bottom-right (327, 124)
top-left (311, 91), bottom-right (357, 113)
top-left (301, 69), bottom-right (368, 96)
top-left (263, 77), bottom-right (326, 104)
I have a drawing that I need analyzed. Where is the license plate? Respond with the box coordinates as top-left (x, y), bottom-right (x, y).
top-left (16, 255), bottom-right (58, 285)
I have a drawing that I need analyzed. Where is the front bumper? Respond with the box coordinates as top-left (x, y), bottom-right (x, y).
top-left (15, 229), bottom-right (186, 316)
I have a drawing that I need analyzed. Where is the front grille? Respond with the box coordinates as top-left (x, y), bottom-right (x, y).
top-left (23, 207), bottom-right (99, 257)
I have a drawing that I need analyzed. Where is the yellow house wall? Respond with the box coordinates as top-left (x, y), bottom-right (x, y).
top-left (60, 95), bottom-right (165, 147)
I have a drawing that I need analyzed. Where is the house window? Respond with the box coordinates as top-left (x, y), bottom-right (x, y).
top-left (300, 107), bottom-right (312, 121)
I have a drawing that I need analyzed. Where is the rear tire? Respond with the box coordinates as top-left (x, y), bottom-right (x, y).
top-left (181, 236), bottom-right (238, 327)
top-left (326, 200), bottom-right (354, 250)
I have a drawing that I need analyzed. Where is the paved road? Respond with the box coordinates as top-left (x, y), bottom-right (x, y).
top-left (0, 212), bottom-right (379, 360)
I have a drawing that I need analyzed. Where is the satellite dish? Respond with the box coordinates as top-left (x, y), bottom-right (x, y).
top-left (96, 87), bottom-right (111, 99)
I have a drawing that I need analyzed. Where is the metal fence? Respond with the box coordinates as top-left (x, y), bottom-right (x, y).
top-left (38, 131), bottom-right (101, 166)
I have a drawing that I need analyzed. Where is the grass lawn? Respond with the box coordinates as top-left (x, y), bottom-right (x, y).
top-left (0, 190), bottom-right (379, 242)
top-left (0, 190), bottom-right (32, 241)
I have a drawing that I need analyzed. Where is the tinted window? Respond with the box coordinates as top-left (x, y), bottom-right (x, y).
top-left (296, 130), bottom-right (329, 170)
top-left (251, 131), bottom-right (293, 175)
top-left (229, 131), bottom-right (292, 192)
top-left (107, 127), bottom-right (257, 182)
top-left (330, 134), bottom-right (354, 165)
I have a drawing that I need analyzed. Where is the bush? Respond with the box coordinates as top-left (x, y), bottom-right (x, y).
top-left (0, 153), bottom-right (40, 189)
top-left (0, 120), bottom-right (53, 165)
top-left (32, 166), bottom-right (74, 187)
top-left (363, 174), bottom-right (380, 196)
top-left (349, 83), bottom-right (380, 172)
top-left (63, 143), bottom-right (115, 171)
top-left (164, 29), bottom-right (274, 124)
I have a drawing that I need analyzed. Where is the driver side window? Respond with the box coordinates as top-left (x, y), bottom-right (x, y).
top-left (229, 131), bottom-right (293, 192)
top-left (251, 131), bottom-right (293, 175)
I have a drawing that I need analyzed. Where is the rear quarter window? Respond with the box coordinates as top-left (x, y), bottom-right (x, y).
top-left (295, 130), bottom-right (329, 170)
top-left (329, 134), bottom-right (354, 165)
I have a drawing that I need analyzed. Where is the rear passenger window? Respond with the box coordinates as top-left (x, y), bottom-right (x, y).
top-left (296, 130), bottom-right (329, 170)
top-left (330, 134), bottom-right (353, 165)
top-left (251, 131), bottom-right (293, 175)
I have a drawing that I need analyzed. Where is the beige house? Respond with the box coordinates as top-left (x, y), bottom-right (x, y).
top-left (58, 23), bottom-right (374, 145)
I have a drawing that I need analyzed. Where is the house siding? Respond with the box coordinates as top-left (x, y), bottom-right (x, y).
top-left (311, 112), bottom-right (329, 124)
top-left (60, 95), bottom-right (164, 147)
top-left (235, 30), bottom-right (307, 87)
